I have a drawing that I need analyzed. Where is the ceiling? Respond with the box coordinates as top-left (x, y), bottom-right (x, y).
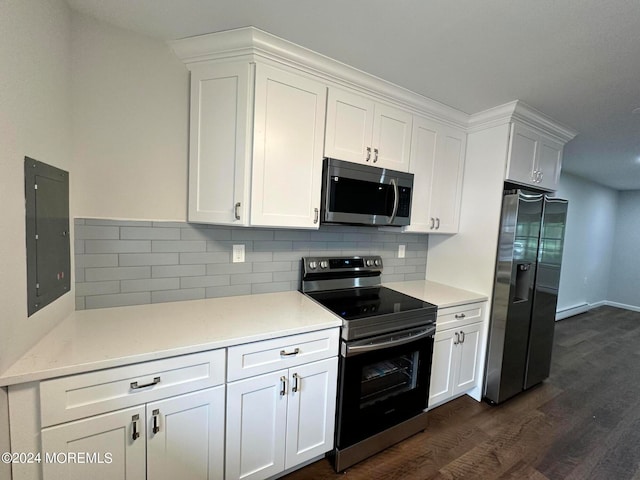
top-left (65, 0), bottom-right (640, 191)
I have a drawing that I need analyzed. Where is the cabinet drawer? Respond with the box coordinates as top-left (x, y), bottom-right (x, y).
top-left (436, 302), bottom-right (485, 331)
top-left (227, 328), bottom-right (339, 381)
top-left (40, 349), bottom-right (225, 427)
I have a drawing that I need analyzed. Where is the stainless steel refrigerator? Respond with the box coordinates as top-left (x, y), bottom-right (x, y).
top-left (484, 187), bottom-right (568, 404)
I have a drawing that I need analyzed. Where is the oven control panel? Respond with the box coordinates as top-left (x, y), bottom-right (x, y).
top-left (302, 255), bottom-right (383, 274)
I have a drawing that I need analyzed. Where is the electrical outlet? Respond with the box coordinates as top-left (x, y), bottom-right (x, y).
top-left (233, 244), bottom-right (245, 263)
top-left (398, 244), bottom-right (406, 258)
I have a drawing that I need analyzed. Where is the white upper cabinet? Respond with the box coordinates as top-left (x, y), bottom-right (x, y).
top-left (187, 60), bottom-right (326, 229)
top-left (406, 116), bottom-right (466, 234)
top-left (506, 122), bottom-right (564, 191)
top-left (325, 88), bottom-right (412, 172)
top-left (251, 64), bottom-right (327, 228)
top-left (188, 62), bottom-right (252, 225)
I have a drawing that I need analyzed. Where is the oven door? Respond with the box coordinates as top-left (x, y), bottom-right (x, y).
top-left (335, 324), bottom-right (435, 449)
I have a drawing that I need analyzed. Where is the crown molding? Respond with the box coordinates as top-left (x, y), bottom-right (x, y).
top-left (468, 100), bottom-right (577, 143)
top-left (169, 26), bottom-right (470, 129)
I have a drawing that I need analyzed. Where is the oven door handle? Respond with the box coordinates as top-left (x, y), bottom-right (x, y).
top-left (344, 325), bottom-right (436, 357)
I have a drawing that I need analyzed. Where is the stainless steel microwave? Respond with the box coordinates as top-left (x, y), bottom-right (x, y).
top-left (321, 158), bottom-right (414, 227)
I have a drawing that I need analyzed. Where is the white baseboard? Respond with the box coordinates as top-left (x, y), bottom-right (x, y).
top-left (602, 301), bottom-right (640, 313)
top-left (556, 300), bottom-right (640, 320)
top-left (555, 303), bottom-right (589, 321)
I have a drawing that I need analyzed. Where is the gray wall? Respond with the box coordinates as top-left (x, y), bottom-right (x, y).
top-left (608, 190), bottom-right (640, 310)
top-left (555, 173), bottom-right (618, 316)
top-left (75, 219), bottom-right (428, 310)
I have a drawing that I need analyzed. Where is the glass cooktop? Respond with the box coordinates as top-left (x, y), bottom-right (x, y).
top-left (307, 286), bottom-right (436, 321)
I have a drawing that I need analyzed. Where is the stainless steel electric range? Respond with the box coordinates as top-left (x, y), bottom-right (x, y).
top-left (301, 255), bottom-right (437, 472)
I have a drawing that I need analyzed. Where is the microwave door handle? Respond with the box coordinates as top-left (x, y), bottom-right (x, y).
top-left (388, 178), bottom-right (399, 224)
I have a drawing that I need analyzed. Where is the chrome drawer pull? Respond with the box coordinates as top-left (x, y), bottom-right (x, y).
top-left (280, 348), bottom-right (300, 357)
top-left (454, 313), bottom-right (466, 319)
top-left (130, 376), bottom-right (161, 390)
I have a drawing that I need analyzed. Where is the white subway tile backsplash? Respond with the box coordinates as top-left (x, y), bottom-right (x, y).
top-left (75, 219), bottom-right (429, 310)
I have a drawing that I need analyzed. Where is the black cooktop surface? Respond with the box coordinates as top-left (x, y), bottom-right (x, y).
top-left (307, 286), bottom-right (436, 321)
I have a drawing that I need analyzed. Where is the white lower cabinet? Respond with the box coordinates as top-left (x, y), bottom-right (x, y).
top-left (226, 331), bottom-right (339, 480)
top-left (35, 350), bottom-right (226, 480)
top-left (41, 386), bottom-right (225, 480)
top-left (428, 303), bottom-right (485, 408)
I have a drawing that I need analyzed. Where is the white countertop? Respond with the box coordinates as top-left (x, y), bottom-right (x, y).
top-left (0, 280), bottom-right (487, 387)
top-left (384, 280), bottom-right (487, 308)
top-left (0, 291), bottom-right (341, 386)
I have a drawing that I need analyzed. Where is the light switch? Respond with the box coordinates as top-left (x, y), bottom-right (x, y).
top-left (398, 245), bottom-right (406, 258)
top-left (233, 244), bottom-right (245, 263)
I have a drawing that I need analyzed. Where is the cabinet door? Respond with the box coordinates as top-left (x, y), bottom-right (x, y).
top-left (251, 64), bottom-right (326, 228)
top-left (226, 370), bottom-right (288, 480)
top-left (147, 386), bottom-right (225, 480)
top-left (188, 62), bottom-right (252, 225)
top-left (430, 125), bottom-right (466, 233)
top-left (285, 357), bottom-right (338, 469)
top-left (324, 88), bottom-right (375, 164)
top-left (406, 117), bottom-right (465, 233)
top-left (506, 122), bottom-right (539, 186)
top-left (537, 137), bottom-right (563, 191)
top-left (428, 329), bottom-right (458, 408)
top-left (453, 322), bottom-right (483, 396)
top-left (406, 116), bottom-right (437, 233)
top-left (41, 405), bottom-right (146, 480)
top-left (371, 103), bottom-right (412, 172)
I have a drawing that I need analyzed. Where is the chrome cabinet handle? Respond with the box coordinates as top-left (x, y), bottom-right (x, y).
top-left (130, 376), bottom-right (160, 390)
top-left (234, 202), bottom-right (241, 220)
top-left (459, 331), bottom-right (466, 343)
top-left (280, 376), bottom-right (287, 396)
top-left (366, 146), bottom-right (371, 162)
top-left (314, 208), bottom-right (319, 224)
top-left (373, 148), bottom-right (379, 163)
top-left (152, 409), bottom-right (160, 434)
top-left (538, 171), bottom-right (544, 183)
top-left (532, 170), bottom-right (538, 182)
top-left (292, 373), bottom-right (299, 393)
top-left (435, 217), bottom-right (440, 230)
top-left (454, 332), bottom-right (459, 345)
top-left (430, 218), bottom-right (435, 229)
top-left (132, 414), bottom-right (140, 440)
top-left (455, 313), bottom-right (466, 319)
top-left (280, 347), bottom-right (300, 357)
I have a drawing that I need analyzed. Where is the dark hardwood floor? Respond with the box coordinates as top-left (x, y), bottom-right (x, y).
top-left (283, 306), bottom-right (640, 480)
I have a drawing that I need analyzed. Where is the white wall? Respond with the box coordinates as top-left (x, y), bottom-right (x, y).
top-left (608, 190), bottom-right (640, 310)
top-left (71, 12), bottom-right (189, 221)
top-left (0, 0), bottom-right (74, 373)
top-left (0, 1), bottom-right (74, 477)
top-left (555, 173), bottom-right (617, 316)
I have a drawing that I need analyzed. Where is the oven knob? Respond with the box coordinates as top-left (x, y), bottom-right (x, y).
top-left (308, 261), bottom-right (317, 269)
top-left (374, 259), bottom-right (382, 267)
top-left (366, 259), bottom-right (373, 267)
top-left (320, 260), bottom-right (329, 269)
